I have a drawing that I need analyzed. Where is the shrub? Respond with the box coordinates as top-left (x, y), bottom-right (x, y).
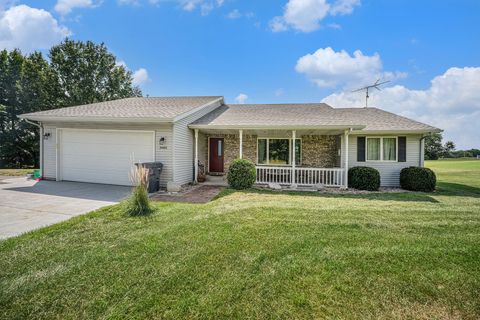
top-left (348, 166), bottom-right (380, 191)
top-left (123, 166), bottom-right (152, 216)
top-left (400, 167), bottom-right (436, 192)
top-left (227, 159), bottom-right (256, 190)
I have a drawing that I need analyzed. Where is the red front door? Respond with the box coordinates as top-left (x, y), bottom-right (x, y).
top-left (209, 138), bottom-right (224, 173)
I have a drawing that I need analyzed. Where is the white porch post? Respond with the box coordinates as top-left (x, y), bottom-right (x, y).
top-left (292, 130), bottom-right (296, 187)
top-left (344, 129), bottom-right (350, 188)
top-left (194, 129), bottom-right (199, 184)
top-left (239, 129), bottom-right (243, 159)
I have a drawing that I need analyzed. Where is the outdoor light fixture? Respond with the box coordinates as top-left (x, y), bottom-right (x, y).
top-left (159, 137), bottom-right (166, 145)
top-left (43, 132), bottom-right (51, 140)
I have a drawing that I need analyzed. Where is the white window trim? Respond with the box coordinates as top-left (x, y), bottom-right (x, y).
top-left (256, 137), bottom-right (302, 166)
top-left (366, 136), bottom-right (398, 162)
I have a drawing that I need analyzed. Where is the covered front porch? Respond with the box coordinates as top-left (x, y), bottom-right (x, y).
top-left (192, 127), bottom-right (353, 188)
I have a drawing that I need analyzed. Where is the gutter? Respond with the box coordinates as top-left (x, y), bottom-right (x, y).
top-left (188, 124), bottom-right (366, 130)
top-left (17, 115), bottom-right (175, 124)
top-left (24, 119), bottom-right (44, 178)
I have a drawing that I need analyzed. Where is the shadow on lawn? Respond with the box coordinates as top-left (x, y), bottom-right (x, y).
top-left (215, 188), bottom-right (440, 203)
top-left (435, 182), bottom-right (480, 198)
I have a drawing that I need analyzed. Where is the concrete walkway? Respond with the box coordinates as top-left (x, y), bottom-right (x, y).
top-left (0, 177), bottom-right (131, 240)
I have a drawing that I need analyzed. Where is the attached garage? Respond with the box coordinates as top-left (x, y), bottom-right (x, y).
top-left (58, 129), bottom-right (155, 186)
top-left (18, 96), bottom-right (225, 187)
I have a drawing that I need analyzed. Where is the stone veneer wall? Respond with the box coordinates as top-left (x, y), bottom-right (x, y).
top-left (301, 135), bottom-right (340, 167)
top-left (204, 134), bottom-right (257, 173)
top-left (203, 133), bottom-right (340, 173)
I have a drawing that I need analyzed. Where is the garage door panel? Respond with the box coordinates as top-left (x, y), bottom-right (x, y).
top-left (62, 146), bottom-right (152, 160)
top-left (61, 155), bottom-right (149, 169)
top-left (63, 131), bottom-right (151, 145)
top-left (60, 130), bottom-right (155, 186)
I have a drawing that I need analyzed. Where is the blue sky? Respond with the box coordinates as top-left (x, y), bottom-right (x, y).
top-left (0, 0), bottom-right (479, 148)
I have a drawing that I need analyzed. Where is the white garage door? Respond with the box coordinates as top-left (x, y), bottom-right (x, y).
top-left (60, 129), bottom-right (155, 186)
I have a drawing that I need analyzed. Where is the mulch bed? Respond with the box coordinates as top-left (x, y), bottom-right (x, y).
top-left (151, 185), bottom-right (224, 204)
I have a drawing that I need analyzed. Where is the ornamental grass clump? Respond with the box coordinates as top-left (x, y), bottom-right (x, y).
top-left (227, 159), bottom-right (256, 190)
top-left (123, 165), bottom-right (152, 216)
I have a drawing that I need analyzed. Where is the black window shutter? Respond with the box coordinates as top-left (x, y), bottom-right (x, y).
top-left (357, 137), bottom-right (366, 162)
top-left (398, 137), bottom-right (407, 162)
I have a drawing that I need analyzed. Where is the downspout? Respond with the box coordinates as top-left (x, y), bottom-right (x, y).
top-left (24, 119), bottom-right (43, 178)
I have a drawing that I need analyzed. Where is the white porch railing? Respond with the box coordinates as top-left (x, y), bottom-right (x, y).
top-left (256, 166), bottom-right (344, 187)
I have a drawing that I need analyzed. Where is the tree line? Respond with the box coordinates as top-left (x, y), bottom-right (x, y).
top-left (425, 133), bottom-right (478, 160)
top-left (0, 39), bottom-right (141, 168)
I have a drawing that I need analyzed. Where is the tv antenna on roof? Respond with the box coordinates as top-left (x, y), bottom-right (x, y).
top-left (352, 79), bottom-right (390, 108)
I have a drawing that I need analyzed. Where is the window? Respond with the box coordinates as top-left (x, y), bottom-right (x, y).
top-left (367, 138), bottom-right (381, 161)
top-left (269, 139), bottom-right (289, 165)
top-left (366, 137), bottom-right (397, 161)
top-left (257, 138), bottom-right (301, 166)
top-left (258, 139), bottom-right (267, 164)
top-left (383, 138), bottom-right (396, 161)
top-left (217, 140), bottom-right (222, 157)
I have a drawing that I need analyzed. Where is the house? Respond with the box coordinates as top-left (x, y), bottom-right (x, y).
top-left (19, 96), bottom-right (441, 189)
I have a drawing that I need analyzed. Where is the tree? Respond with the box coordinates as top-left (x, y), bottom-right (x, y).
top-left (441, 140), bottom-right (455, 158)
top-left (49, 39), bottom-right (141, 107)
top-left (0, 39), bottom-right (142, 168)
top-left (424, 133), bottom-right (444, 160)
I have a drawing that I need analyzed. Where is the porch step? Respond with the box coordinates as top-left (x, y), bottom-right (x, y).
top-left (202, 175), bottom-right (228, 187)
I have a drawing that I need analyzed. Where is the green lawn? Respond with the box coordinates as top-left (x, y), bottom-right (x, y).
top-left (0, 168), bottom-right (35, 176)
top-left (1, 160), bottom-right (479, 319)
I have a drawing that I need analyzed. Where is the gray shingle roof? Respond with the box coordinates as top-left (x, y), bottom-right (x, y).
top-left (190, 103), bottom-right (441, 132)
top-left (19, 96), bottom-right (223, 121)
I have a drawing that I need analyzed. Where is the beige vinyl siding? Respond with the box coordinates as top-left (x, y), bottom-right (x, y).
top-left (43, 126), bottom-right (57, 179)
top-left (347, 134), bottom-right (422, 187)
top-left (172, 100), bottom-right (222, 185)
top-left (155, 129), bottom-right (173, 187)
top-left (41, 122), bottom-right (173, 187)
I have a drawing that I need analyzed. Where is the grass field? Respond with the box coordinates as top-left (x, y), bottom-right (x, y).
top-left (1, 160), bottom-right (479, 319)
top-left (0, 168), bottom-right (35, 176)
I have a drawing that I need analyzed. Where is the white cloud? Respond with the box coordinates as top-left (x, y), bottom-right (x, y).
top-left (132, 68), bottom-right (149, 85)
top-left (0, 5), bottom-right (71, 52)
top-left (234, 93), bottom-right (248, 104)
top-left (54, 0), bottom-right (99, 15)
top-left (118, 0), bottom-right (223, 14)
top-left (327, 22), bottom-right (341, 29)
top-left (180, 0), bottom-right (223, 14)
top-left (200, 2), bottom-right (213, 15)
top-left (269, 16), bottom-right (288, 32)
top-left (295, 47), bottom-right (406, 88)
top-left (275, 88), bottom-right (285, 97)
top-left (118, 0), bottom-right (140, 5)
top-left (226, 9), bottom-right (241, 19)
top-left (270, 0), bottom-right (360, 33)
top-left (322, 67), bottom-right (480, 149)
top-left (330, 0), bottom-right (360, 15)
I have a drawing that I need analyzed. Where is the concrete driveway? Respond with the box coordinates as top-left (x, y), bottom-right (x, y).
top-left (0, 177), bottom-right (131, 240)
